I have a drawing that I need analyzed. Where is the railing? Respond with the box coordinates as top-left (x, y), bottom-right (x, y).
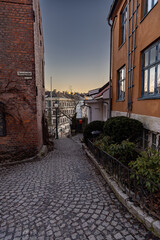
top-left (87, 139), bottom-right (160, 220)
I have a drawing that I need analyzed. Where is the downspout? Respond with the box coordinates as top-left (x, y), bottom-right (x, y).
top-left (108, 16), bottom-right (117, 119)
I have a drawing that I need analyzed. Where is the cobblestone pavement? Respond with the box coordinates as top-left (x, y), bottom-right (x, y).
top-left (0, 136), bottom-right (159, 240)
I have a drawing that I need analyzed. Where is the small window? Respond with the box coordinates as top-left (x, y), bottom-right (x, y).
top-left (48, 101), bottom-right (51, 107)
top-left (118, 66), bottom-right (126, 100)
top-left (144, 129), bottom-right (149, 148)
top-left (0, 103), bottom-right (6, 137)
top-left (158, 136), bottom-right (160, 152)
top-left (142, 40), bottom-right (160, 98)
top-left (152, 133), bottom-right (157, 150)
top-left (120, 4), bottom-right (127, 46)
top-left (144, 0), bottom-right (158, 15)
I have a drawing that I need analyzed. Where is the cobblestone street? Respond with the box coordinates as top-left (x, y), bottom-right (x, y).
top-left (0, 136), bottom-right (159, 240)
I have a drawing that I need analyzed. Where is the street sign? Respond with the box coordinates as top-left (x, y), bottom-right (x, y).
top-left (17, 71), bottom-right (32, 76)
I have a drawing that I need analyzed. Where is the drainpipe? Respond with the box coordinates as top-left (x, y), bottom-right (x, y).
top-left (108, 16), bottom-right (117, 119)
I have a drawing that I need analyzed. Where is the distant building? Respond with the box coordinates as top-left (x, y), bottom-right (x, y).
top-left (108, 0), bottom-right (160, 149)
top-left (85, 83), bottom-right (110, 123)
top-left (45, 96), bottom-right (75, 138)
top-left (0, 0), bottom-right (45, 162)
top-left (76, 97), bottom-right (87, 119)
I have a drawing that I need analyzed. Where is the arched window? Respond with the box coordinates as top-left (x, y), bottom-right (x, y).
top-left (0, 102), bottom-right (6, 137)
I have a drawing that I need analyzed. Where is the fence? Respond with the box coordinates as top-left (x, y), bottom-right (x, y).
top-left (87, 139), bottom-right (160, 220)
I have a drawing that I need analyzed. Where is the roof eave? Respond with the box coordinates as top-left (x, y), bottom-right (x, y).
top-left (107, 0), bottom-right (118, 21)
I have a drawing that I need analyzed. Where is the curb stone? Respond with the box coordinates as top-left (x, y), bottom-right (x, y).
top-left (82, 143), bottom-right (160, 238)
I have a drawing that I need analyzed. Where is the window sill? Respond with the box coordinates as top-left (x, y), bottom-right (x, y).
top-left (138, 95), bottom-right (160, 100)
top-left (116, 99), bottom-right (125, 102)
top-left (118, 41), bottom-right (126, 50)
top-left (140, 2), bottom-right (158, 24)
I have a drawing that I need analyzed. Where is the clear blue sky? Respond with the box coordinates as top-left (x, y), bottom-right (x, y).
top-left (40, 0), bottom-right (112, 92)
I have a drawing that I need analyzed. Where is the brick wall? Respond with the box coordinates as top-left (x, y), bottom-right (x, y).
top-left (0, 0), bottom-right (45, 163)
top-left (33, 0), bottom-right (45, 150)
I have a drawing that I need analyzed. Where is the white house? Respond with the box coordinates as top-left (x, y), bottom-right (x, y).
top-left (85, 83), bottom-right (110, 123)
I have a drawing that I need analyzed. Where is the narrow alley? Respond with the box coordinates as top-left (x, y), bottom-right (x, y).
top-left (0, 137), bottom-right (158, 240)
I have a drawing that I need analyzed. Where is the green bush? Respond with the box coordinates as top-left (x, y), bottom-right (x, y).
top-left (94, 136), bottom-right (114, 152)
top-left (103, 116), bottom-right (143, 144)
top-left (95, 138), bottom-right (137, 164)
top-left (83, 121), bottom-right (104, 144)
top-left (107, 141), bottom-right (137, 164)
top-left (129, 148), bottom-right (160, 192)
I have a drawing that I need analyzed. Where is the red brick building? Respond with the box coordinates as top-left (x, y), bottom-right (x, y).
top-left (0, 0), bottom-right (45, 162)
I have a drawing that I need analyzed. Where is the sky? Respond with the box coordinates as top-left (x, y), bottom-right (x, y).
top-left (40, 0), bottom-right (113, 93)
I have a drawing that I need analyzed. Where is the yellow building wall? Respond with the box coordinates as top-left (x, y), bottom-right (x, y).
top-left (111, 0), bottom-right (160, 118)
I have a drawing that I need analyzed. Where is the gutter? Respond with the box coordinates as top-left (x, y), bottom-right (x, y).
top-left (107, 0), bottom-right (118, 21)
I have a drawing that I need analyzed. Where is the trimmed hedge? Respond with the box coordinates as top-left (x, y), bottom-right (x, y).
top-left (103, 116), bottom-right (143, 144)
top-left (83, 121), bottom-right (104, 144)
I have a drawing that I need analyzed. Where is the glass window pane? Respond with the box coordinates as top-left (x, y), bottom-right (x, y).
top-left (122, 80), bottom-right (125, 92)
top-left (118, 66), bottom-right (125, 100)
top-left (119, 81), bottom-right (122, 93)
top-left (144, 70), bottom-right (148, 94)
top-left (122, 11), bottom-right (125, 24)
top-left (119, 70), bottom-right (122, 81)
top-left (158, 43), bottom-right (160, 60)
top-left (149, 67), bottom-right (155, 94)
top-left (157, 64), bottom-right (160, 94)
top-left (122, 67), bottom-right (125, 80)
top-left (152, 133), bottom-right (157, 150)
top-left (154, 0), bottom-right (158, 5)
top-left (123, 22), bottom-right (126, 42)
top-left (150, 46), bottom-right (156, 64)
top-left (144, 51), bottom-right (149, 67)
top-left (144, 129), bottom-right (149, 149)
top-left (121, 6), bottom-right (127, 45)
top-left (147, 0), bottom-right (152, 12)
top-left (125, 7), bottom-right (127, 20)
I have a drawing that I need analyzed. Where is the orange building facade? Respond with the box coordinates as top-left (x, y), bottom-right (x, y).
top-left (108, 0), bottom-right (160, 150)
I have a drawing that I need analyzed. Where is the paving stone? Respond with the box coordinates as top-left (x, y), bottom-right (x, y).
top-left (0, 136), bottom-right (159, 240)
top-left (88, 235), bottom-right (96, 240)
top-left (114, 232), bottom-right (123, 239)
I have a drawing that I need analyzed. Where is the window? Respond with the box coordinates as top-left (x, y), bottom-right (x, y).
top-left (118, 66), bottom-right (126, 100)
top-left (142, 40), bottom-right (160, 98)
top-left (158, 136), bottom-right (160, 152)
top-left (144, 129), bottom-right (149, 148)
top-left (152, 133), bottom-right (157, 150)
top-left (0, 103), bottom-right (6, 137)
top-left (48, 101), bottom-right (51, 107)
top-left (144, 0), bottom-right (158, 15)
top-left (120, 4), bottom-right (127, 45)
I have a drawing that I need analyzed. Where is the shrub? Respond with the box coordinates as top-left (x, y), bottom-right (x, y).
top-left (83, 121), bottom-right (104, 144)
top-left (94, 136), bottom-right (114, 152)
top-left (103, 116), bottom-right (143, 144)
top-left (107, 141), bottom-right (137, 164)
top-left (129, 148), bottom-right (160, 192)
